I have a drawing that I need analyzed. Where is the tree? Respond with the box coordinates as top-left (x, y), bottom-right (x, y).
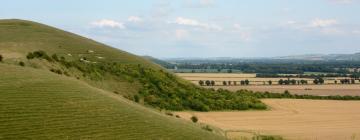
top-left (318, 78), bottom-right (324, 84)
top-left (244, 79), bottom-right (250, 85)
top-left (210, 80), bottom-right (215, 86)
top-left (334, 80), bottom-right (338, 84)
top-left (268, 80), bottom-right (272, 85)
top-left (198, 80), bottom-right (204, 86)
top-left (291, 79), bottom-right (297, 85)
top-left (240, 80), bottom-right (245, 85)
top-left (205, 80), bottom-right (211, 86)
top-left (228, 81), bottom-right (232, 86)
top-left (313, 79), bottom-right (319, 85)
top-left (300, 80), bottom-right (307, 85)
top-left (227, 69), bottom-right (233, 73)
top-left (351, 79), bottom-right (355, 84)
top-left (191, 116), bottom-right (198, 123)
top-left (278, 79), bottom-right (284, 85)
top-left (222, 81), bottom-right (227, 86)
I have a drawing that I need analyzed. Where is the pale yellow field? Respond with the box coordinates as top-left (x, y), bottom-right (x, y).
top-left (175, 99), bottom-right (360, 140)
top-left (177, 73), bottom-right (349, 85)
top-left (177, 73), bottom-right (360, 96)
top-left (213, 84), bottom-right (360, 96)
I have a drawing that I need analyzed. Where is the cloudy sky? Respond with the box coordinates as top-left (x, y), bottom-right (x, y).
top-left (1, 0), bottom-right (360, 58)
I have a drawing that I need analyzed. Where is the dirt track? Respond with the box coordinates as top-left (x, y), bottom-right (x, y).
top-left (175, 99), bottom-right (360, 140)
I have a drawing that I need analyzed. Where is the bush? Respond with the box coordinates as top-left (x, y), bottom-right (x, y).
top-left (26, 51), bottom-right (53, 62)
top-left (253, 135), bottom-right (284, 140)
top-left (165, 112), bottom-right (173, 116)
top-left (202, 125), bottom-right (213, 132)
top-left (0, 54), bottom-right (3, 62)
top-left (50, 68), bottom-right (62, 75)
top-left (19, 61), bottom-right (25, 66)
top-left (52, 54), bottom-right (59, 61)
top-left (134, 95), bottom-right (140, 103)
top-left (191, 116), bottom-right (198, 123)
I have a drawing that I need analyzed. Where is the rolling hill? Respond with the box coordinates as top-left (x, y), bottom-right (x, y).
top-left (0, 19), bottom-right (227, 139)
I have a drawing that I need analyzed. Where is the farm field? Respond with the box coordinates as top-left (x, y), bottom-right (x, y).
top-left (177, 73), bottom-right (360, 96)
top-left (213, 84), bottom-right (360, 96)
top-left (175, 99), bottom-right (360, 140)
top-left (177, 73), bottom-right (350, 84)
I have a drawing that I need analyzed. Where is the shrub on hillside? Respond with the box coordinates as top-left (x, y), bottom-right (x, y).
top-left (27, 51), bottom-right (53, 62)
top-left (0, 54), bottom-right (3, 62)
top-left (19, 61), bottom-right (25, 66)
top-left (134, 95), bottom-right (140, 103)
top-left (50, 68), bottom-right (62, 75)
top-left (191, 116), bottom-right (198, 123)
top-left (44, 58), bottom-right (268, 111)
top-left (202, 125), bottom-right (213, 132)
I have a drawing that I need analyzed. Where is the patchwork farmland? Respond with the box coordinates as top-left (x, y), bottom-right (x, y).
top-left (177, 73), bottom-right (360, 96)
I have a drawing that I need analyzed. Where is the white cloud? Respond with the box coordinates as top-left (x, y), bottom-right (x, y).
top-left (286, 20), bottom-right (297, 25)
top-left (353, 30), bottom-right (360, 34)
top-left (175, 29), bottom-right (189, 40)
top-left (91, 19), bottom-right (125, 29)
top-left (329, 0), bottom-right (353, 4)
top-left (199, 0), bottom-right (215, 6)
top-left (185, 0), bottom-right (215, 8)
top-left (309, 18), bottom-right (338, 28)
top-left (127, 16), bottom-right (142, 23)
top-left (174, 17), bottom-right (222, 31)
top-left (233, 24), bottom-right (252, 41)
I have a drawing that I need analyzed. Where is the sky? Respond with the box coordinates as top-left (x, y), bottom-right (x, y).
top-left (1, 0), bottom-right (360, 58)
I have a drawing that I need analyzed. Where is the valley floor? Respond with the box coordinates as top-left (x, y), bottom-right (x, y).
top-left (175, 99), bottom-right (360, 140)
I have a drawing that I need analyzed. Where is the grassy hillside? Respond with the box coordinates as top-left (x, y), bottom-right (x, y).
top-left (0, 64), bottom-right (225, 140)
top-left (0, 19), bottom-right (266, 111)
top-left (0, 19), bottom-right (152, 65)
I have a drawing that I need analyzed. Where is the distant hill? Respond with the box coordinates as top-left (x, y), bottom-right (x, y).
top-left (274, 53), bottom-right (360, 61)
top-left (0, 19), bottom-right (228, 139)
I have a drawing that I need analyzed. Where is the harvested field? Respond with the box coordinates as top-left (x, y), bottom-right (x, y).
top-left (212, 84), bottom-right (360, 96)
top-left (177, 73), bottom-right (360, 96)
top-left (177, 73), bottom-right (351, 85)
top-left (175, 99), bottom-right (360, 140)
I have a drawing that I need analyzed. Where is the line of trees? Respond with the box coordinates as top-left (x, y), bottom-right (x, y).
top-left (198, 80), bottom-right (215, 86)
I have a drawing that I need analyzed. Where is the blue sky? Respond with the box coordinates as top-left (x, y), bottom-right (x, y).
top-left (1, 0), bottom-right (360, 58)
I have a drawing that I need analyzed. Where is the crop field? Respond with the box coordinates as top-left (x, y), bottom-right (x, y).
top-left (175, 99), bottom-right (360, 140)
top-left (214, 84), bottom-right (360, 96)
top-left (177, 73), bottom-right (360, 96)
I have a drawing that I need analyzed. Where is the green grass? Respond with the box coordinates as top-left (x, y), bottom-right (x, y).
top-left (0, 64), bottom-right (225, 140)
top-left (0, 19), bottom-right (154, 66)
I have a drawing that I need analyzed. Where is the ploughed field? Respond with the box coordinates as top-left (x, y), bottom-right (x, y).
top-left (177, 73), bottom-right (360, 96)
top-left (175, 99), bottom-right (360, 140)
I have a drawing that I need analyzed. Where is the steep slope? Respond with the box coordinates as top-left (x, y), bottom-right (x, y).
top-left (0, 19), bottom-right (266, 112)
top-left (0, 19), bottom-right (155, 66)
top-left (0, 64), bottom-right (225, 140)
